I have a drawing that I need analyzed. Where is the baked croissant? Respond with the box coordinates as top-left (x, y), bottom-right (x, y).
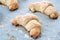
top-left (29, 1), bottom-right (58, 19)
top-left (12, 14), bottom-right (42, 38)
top-left (0, 0), bottom-right (19, 10)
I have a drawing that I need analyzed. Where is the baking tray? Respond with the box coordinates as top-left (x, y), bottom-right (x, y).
top-left (0, 0), bottom-right (60, 40)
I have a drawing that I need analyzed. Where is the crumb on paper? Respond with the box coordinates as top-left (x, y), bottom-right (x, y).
top-left (7, 33), bottom-right (17, 40)
top-left (0, 24), bottom-right (7, 29)
top-left (18, 30), bottom-right (23, 34)
top-left (9, 36), bottom-right (17, 40)
top-left (24, 34), bottom-right (30, 39)
top-left (48, 38), bottom-right (51, 40)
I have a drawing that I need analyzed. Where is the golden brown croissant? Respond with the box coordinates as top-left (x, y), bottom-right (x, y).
top-left (29, 1), bottom-right (58, 19)
top-left (12, 14), bottom-right (42, 38)
top-left (0, 0), bottom-right (19, 10)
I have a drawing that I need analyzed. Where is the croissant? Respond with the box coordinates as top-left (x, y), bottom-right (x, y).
top-left (12, 14), bottom-right (42, 38)
top-left (29, 1), bottom-right (58, 19)
top-left (0, 0), bottom-right (19, 10)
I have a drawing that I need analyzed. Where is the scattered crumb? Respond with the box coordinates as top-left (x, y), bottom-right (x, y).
top-left (24, 34), bottom-right (30, 39)
top-left (9, 36), bottom-right (17, 40)
top-left (18, 30), bottom-right (23, 34)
